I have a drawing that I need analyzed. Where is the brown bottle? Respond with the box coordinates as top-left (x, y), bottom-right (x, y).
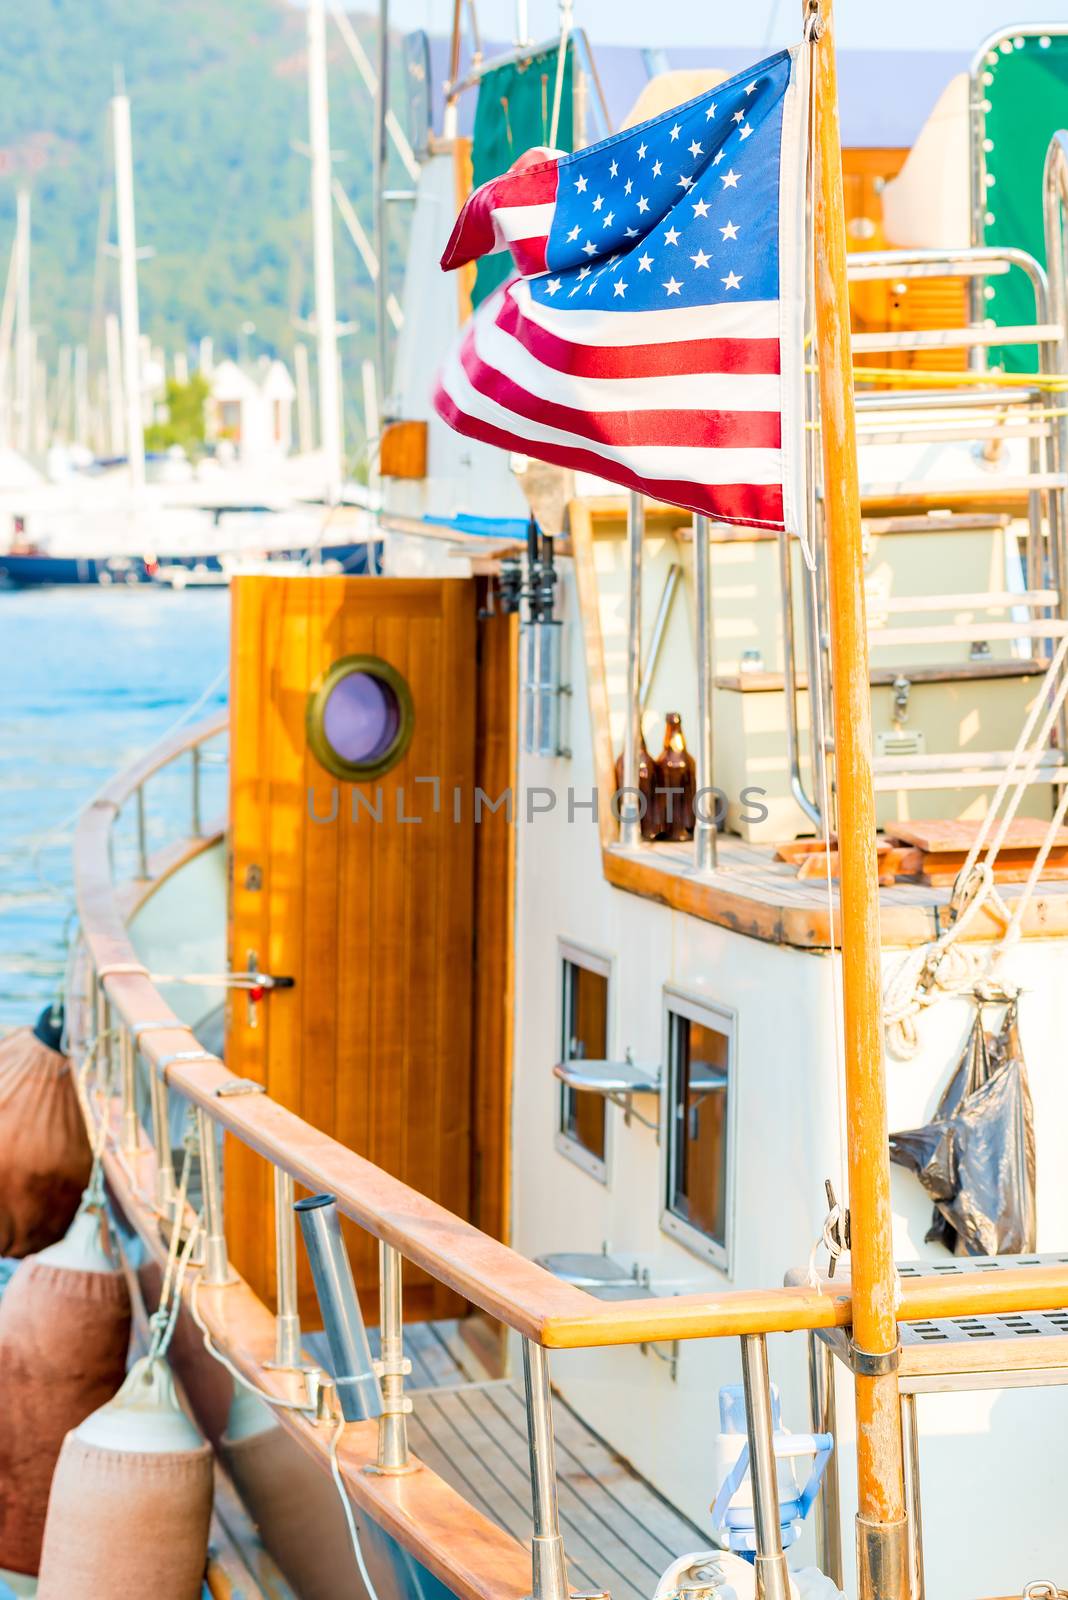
top-left (614, 728), bottom-right (663, 840)
top-left (656, 711), bottom-right (696, 841)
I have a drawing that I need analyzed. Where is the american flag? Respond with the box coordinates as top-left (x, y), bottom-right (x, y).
top-left (435, 49), bottom-right (806, 532)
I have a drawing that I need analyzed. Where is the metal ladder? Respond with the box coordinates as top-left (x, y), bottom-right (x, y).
top-left (784, 229), bottom-right (1068, 826)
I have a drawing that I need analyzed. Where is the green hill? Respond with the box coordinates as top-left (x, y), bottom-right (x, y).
top-left (0, 0), bottom-right (386, 385)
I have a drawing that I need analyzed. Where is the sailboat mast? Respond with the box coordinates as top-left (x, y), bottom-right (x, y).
top-left (111, 92), bottom-right (145, 490)
top-left (811, 5), bottom-right (908, 1598)
top-left (307, 0), bottom-right (344, 505)
top-left (14, 191), bottom-right (31, 457)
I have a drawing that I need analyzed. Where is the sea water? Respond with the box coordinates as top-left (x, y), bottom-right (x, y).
top-left (0, 587), bottom-right (229, 1030)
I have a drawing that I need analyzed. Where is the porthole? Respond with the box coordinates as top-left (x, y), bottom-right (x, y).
top-left (306, 655), bottom-right (414, 781)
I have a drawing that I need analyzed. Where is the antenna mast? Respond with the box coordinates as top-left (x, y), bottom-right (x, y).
top-left (307, 0), bottom-right (344, 505)
top-left (14, 192), bottom-right (31, 457)
top-left (111, 90), bottom-right (145, 490)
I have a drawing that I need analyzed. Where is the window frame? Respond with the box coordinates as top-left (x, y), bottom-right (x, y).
top-left (659, 987), bottom-right (737, 1272)
top-left (555, 939), bottom-right (614, 1184)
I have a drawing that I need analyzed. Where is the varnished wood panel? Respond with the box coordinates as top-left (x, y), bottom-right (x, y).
top-left (226, 576), bottom-right (478, 1322)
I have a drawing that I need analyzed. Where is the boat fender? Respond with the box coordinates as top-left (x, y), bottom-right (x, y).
top-left (653, 1551), bottom-right (761, 1600)
top-left (138, 1257), bottom-right (233, 1447)
top-left (652, 1553), bottom-right (844, 1600)
top-left (0, 1012), bottom-right (92, 1257)
top-left (0, 1202), bottom-right (130, 1576)
top-left (36, 1355), bottom-right (212, 1600)
top-left (221, 1395), bottom-right (365, 1599)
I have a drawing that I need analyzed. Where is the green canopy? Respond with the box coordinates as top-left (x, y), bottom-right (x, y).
top-left (981, 31), bottom-right (1068, 370)
top-left (470, 40), bottom-right (575, 309)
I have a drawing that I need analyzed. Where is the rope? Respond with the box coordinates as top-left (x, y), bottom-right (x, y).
top-left (146, 1123), bottom-right (202, 1365)
top-left (187, 1270), bottom-right (381, 1600)
top-left (328, 1416), bottom-right (382, 1600)
top-left (69, 1011), bottom-right (378, 1599)
top-left (883, 632), bottom-right (1068, 1057)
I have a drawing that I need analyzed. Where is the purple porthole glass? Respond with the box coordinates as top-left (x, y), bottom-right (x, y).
top-left (320, 670), bottom-right (401, 766)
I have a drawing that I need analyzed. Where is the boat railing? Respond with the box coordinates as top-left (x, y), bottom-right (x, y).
top-left (70, 712), bottom-right (1068, 1600)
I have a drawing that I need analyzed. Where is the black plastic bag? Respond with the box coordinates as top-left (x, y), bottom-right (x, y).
top-left (889, 997), bottom-right (1036, 1256)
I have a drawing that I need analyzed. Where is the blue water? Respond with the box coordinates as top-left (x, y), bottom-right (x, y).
top-left (0, 589), bottom-right (230, 1030)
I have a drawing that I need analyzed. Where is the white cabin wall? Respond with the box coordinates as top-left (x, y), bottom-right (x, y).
top-left (511, 562), bottom-right (845, 1543)
top-left (512, 558), bottom-right (1068, 1590)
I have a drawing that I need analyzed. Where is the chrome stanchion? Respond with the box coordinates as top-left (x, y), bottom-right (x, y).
top-left (295, 1193), bottom-right (382, 1419)
top-left (740, 1334), bottom-right (792, 1600)
top-left (191, 744), bottom-right (203, 837)
top-left (619, 490), bottom-right (644, 850)
top-left (522, 1340), bottom-right (571, 1600)
top-left (135, 783), bottom-right (149, 879)
top-left (372, 1241), bottom-right (415, 1473)
top-left (693, 512), bottom-right (718, 871)
top-left (900, 1393), bottom-right (926, 1600)
top-left (119, 1024), bottom-right (140, 1153)
top-left (148, 1062), bottom-right (176, 1215)
top-left (196, 1106), bottom-right (234, 1286)
top-left (272, 1169), bottom-right (303, 1369)
top-left (807, 1330), bottom-right (843, 1588)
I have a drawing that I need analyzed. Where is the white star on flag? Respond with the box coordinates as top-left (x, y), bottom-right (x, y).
top-left (691, 249), bottom-right (711, 269)
top-left (721, 169), bottom-right (740, 187)
top-left (720, 220), bottom-right (739, 239)
top-left (663, 277), bottom-right (682, 295)
top-left (722, 270), bottom-right (743, 289)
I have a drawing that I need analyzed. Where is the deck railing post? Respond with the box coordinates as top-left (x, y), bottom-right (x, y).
top-left (807, 1330), bottom-right (843, 1588)
top-left (191, 744), bottom-right (203, 838)
top-left (693, 513), bottom-right (718, 871)
top-left (119, 1023), bottom-right (140, 1153)
top-left (148, 1061), bottom-right (176, 1215)
top-left (273, 1168), bottom-right (302, 1368)
top-left (135, 783), bottom-right (149, 879)
top-left (740, 1334), bottom-right (792, 1600)
top-left (375, 1241), bottom-right (414, 1472)
top-left (522, 1340), bottom-right (570, 1600)
top-left (900, 1394), bottom-right (925, 1600)
top-left (619, 490), bottom-right (644, 849)
top-left (197, 1106), bottom-right (233, 1286)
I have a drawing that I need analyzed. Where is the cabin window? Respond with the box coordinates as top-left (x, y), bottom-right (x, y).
top-left (306, 654), bottom-right (415, 781)
top-left (556, 945), bottom-right (610, 1181)
top-left (662, 993), bottom-right (734, 1269)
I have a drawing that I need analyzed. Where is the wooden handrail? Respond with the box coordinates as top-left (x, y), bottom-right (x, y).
top-left (73, 713), bottom-right (1068, 1349)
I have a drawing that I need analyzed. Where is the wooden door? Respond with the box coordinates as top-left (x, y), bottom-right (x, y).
top-left (225, 574), bottom-right (478, 1322)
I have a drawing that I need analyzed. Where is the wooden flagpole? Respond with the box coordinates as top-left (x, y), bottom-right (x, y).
top-left (810, 4), bottom-right (909, 1597)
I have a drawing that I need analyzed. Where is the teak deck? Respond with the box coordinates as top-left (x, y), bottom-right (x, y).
top-left (602, 834), bottom-right (1068, 951)
top-left (311, 1326), bottom-right (706, 1600)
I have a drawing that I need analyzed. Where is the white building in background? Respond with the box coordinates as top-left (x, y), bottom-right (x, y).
top-left (208, 358), bottom-right (295, 462)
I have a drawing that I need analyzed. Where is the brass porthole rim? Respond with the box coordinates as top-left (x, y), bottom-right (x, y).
top-left (306, 654), bottom-right (415, 782)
